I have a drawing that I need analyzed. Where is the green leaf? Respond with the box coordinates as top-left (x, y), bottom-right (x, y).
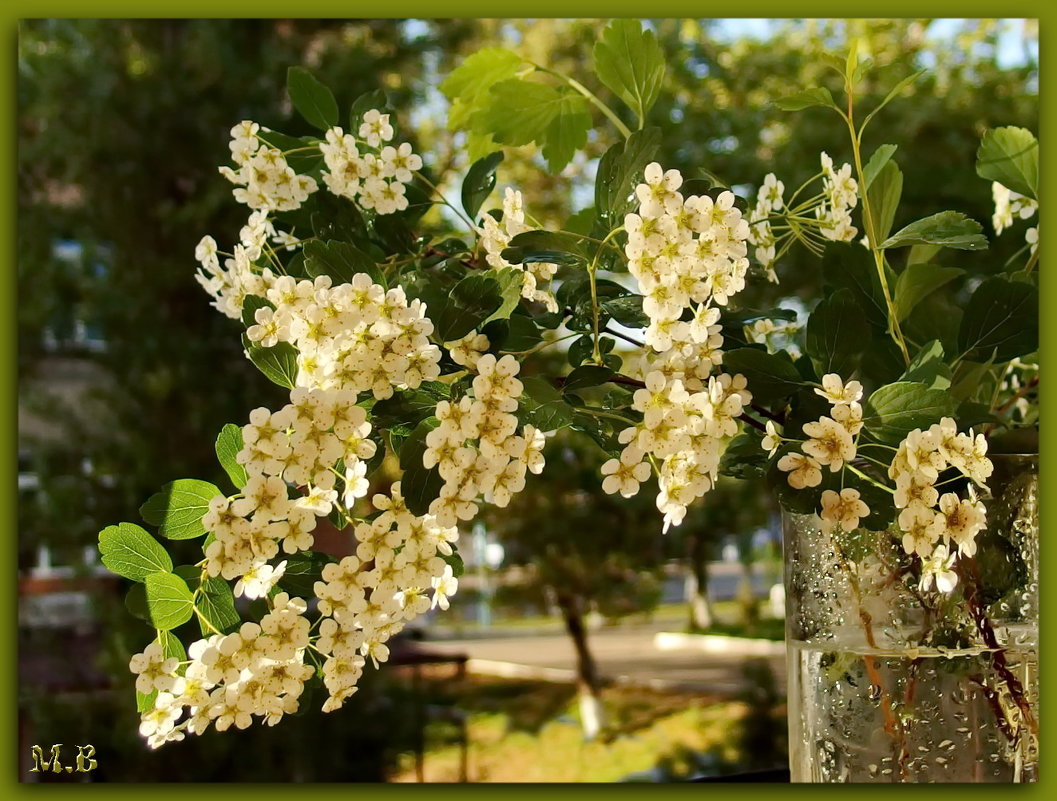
top-left (879, 211), bottom-right (988, 251)
top-left (286, 66), bottom-right (338, 131)
top-left (957, 276), bottom-right (1038, 363)
top-left (805, 288), bottom-right (871, 377)
top-left (348, 89), bottom-right (389, 132)
top-left (721, 348), bottom-right (803, 406)
top-left (125, 584), bottom-right (150, 621)
top-left (899, 340), bottom-right (951, 391)
top-left (401, 459), bottom-right (445, 517)
top-left (399, 416), bottom-right (441, 472)
top-left (502, 230), bottom-right (586, 266)
top-left (474, 80), bottom-right (591, 172)
top-left (144, 572), bottom-right (195, 631)
top-left (278, 551), bottom-right (338, 599)
top-left (860, 70), bottom-right (925, 130)
top-left (867, 159), bottom-right (902, 242)
top-left (488, 315), bottom-right (542, 353)
top-left (906, 243), bottom-right (942, 265)
top-left (371, 384), bottom-right (448, 431)
top-left (194, 577), bottom-right (240, 635)
top-left (519, 376), bottom-right (574, 432)
top-left (592, 19), bottom-right (666, 123)
top-left (98, 522), bottom-right (173, 582)
top-left (862, 381), bottom-right (958, 445)
top-left (440, 48), bottom-right (523, 128)
top-left (950, 353), bottom-right (996, 403)
top-left (140, 479), bottom-right (221, 540)
top-left (542, 94), bottom-right (592, 173)
top-left (243, 336), bottom-right (300, 390)
top-left (975, 126), bottom-right (1038, 200)
top-left (215, 423), bottom-right (248, 489)
top-left (595, 127), bottom-right (661, 222)
top-left (461, 151), bottom-right (504, 220)
top-left (303, 240), bottom-right (385, 288)
top-left (862, 144), bottom-right (897, 189)
top-left (601, 294), bottom-right (649, 329)
top-left (441, 546), bottom-right (465, 579)
top-left (893, 263), bottom-right (964, 322)
top-left (241, 294), bottom-right (275, 329)
top-left (482, 267), bottom-right (526, 325)
top-left (563, 365), bottom-right (613, 394)
top-left (773, 87), bottom-right (836, 111)
top-left (434, 273), bottom-right (505, 341)
top-left (718, 430), bottom-right (768, 480)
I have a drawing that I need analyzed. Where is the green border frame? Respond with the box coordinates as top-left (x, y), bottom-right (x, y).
top-left (6, 3), bottom-right (1049, 796)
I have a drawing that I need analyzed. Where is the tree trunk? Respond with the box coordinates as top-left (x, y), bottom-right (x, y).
top-left (686, 535), bottom-right (715, 631)
top-left (556, 591), bottom-right (605, 740)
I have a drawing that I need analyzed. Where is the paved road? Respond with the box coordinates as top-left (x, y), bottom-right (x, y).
top-left (421, 622), bottom-right (787, 697)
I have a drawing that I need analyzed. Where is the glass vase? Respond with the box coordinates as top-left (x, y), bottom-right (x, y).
top-left (783, 455), bottom-right (1038, 782)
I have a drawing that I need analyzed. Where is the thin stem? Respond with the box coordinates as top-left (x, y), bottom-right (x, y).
top-left (572, 406), bottom-right (637, 426)
top-left (603, 326), bottom-right (645, 348)
top-left (587, 226), bottom-right (626, 364)
top-left (844, 94), bottom-right (911, 365)
top-left (415, 171), bottom-right (477, 233)
top-left (536, 65), bottom-right (632, 139)
top-left (502, 332), bottom-right (579, 357)
top-left (846, 463), bottom-right (894, 493)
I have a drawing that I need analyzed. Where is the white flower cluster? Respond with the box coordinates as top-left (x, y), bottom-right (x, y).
top-left (131, 593), bottom-right (315, 748)
top-left (890, 418), bottom-right (992, 577)
top-left (219, 121), bottom-right (319, 212)
top-left (992, 181), bottom-right (1038, 255)
top-left (746, 173), bottom-right (784, 281)
top-left (776, 374), bottom-right (868, 532)
top-left (245, 273), bottom-right (442, 400)
top-left (479, 188), bottom-right (559, 311)
top-left (202, 386), bottom-right (377, 582)
top-left (600, 163), bottom-right (756, 532)
top-left (312, 482), bottom-right (461, 712)
top-left (422, 354), bottom-right (546, 525)
top-left (816, 153), bottom-right (858, 242)
top-left (194, 210), bottom-right (299, 321)
top-left (320, 109), bottom-right (423, 215)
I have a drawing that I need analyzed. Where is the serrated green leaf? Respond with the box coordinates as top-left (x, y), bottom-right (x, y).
top-left (860, 70), bottom-right (924, 131)
top-left (441, 547), bottom-right (465, 579)
top-left (863, 381), bottom-right (957, 444)
top-left (542, 94), bottom-right (592, 172)
top-left (243, 337), bottom-right (300, 390)
top-left (773, 87), bottom-right (836, 111)
top-left (401, 459), bottom-right (445, 517)
top-left (489, 314), bottom-right (542, 353)
top-left (399, 416), bottom-right (441, 472)
top-left (125, 584), bottom-right (149, 621)
top-left (440, 48), bottom-right (523, 126)
top-left (98, 522), bottom-right (173, 582)
top-left (595, 127), bottom-right (662, 223)
top-left (140, 479), bottom-right (221, 540)
top-left (287, 66), bottom-right (338, 131)
top-left (144, 572), bottom-right (195, 631)
top-left (893, 263), bottom-right (964, 322)
top-left (805, 288), bottom-right (871, 377)
top-left (976, 126), bottom-right (1038, 200)
top-left (482, 267), bottom-right (526, 325)
top-left (958, 276), bottom-right (1038, 362)
top-left (461, 151), bottom-right (504, 220)
top-left (215, 423), bottom-right (248, 489)
top-left (592, 19), bottom-right (665, 123)
top-left (721, 348), bottom-right (803, 406)
top-left (196, 577), bottom-right (240, 635)
top-left (371, 384), bottom-right (449, 430)
top-left (879, 211), bottom-right (988, 251)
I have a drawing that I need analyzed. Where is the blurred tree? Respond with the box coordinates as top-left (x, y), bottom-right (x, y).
top-left (482, 428), bottom-right (667, 741)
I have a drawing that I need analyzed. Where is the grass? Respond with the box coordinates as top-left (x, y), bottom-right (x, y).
top-left (386, 673), bottom-right (787, 782)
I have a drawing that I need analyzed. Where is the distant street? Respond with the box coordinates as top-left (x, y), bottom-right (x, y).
top-left (422, 621), bottom-right (787, 697)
